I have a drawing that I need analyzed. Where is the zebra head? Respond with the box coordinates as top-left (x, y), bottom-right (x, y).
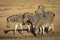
top-left (47, 11), bottom-right (55, 18)
top-left (23, 12), bottom-right (34, 24)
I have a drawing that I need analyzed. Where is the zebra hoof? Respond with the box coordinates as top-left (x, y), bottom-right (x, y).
top-left (18, 30), bottom-right (23, 34)
top-left (17, 29), bottom-right (23, 34)
top-left (26, 29), bottom-right (30, 33)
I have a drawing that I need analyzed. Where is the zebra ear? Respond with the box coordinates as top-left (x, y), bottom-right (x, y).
top-left (51, 12), bottom-right (55, 17)
top-left (53, 13), bottom-right (55, 17)
top-left (47, 11), bottom-right (55, 17)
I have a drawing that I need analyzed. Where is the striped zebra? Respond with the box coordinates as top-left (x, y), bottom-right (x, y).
top-left (22, 12), bottom-right (45, 35)
top-left (23, 11), bottom-right (55, 35)
top-left (36, 11), bottom-right (55, 35)
top-left (6, 14), bottom-right (37, 36)
top-left (6, 14), bottom-right (31, 34)
top-left (34, 5), bottom-right (55, 35)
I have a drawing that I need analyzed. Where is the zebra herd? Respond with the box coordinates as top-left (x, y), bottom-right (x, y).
top-left (6, 5), bottom-right (55, 36)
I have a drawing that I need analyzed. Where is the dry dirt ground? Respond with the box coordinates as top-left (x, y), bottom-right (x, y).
top-left (0, 0), bottom-right (60, 40)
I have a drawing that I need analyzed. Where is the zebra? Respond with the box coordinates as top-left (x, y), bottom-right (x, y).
top-left (34, 5), bottom-right (55, 35)
top-left (22, 12), bottom-right (45, 35)
top-left (6, 14), bottom-right (37, 36)
top-left (23, 11), bottom-right (55, 35)
top-left (24, 12), bottom-right (39, 35)
top-left (36, 11), bottom-right (55, 35)
top-left (22, 12), bottom-right (36, 32)
top-left (6, 14), bottom-right (31, 34)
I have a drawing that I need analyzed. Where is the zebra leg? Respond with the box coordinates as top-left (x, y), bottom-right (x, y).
top-left (39, 27), bottom-right (42, 35)
top-left (41, 26), bottom-right (45, 35)
top-left (41, 27), bottom-right (43, 35)
top-left (36, 27), bottom-right (41, 35)
top-left (19, 24), bottom-right (22, 29)
top-left (26, 25), bottom-right (30, 32)
top-left (49, 23), bottom-right (54, 34)
top-left (43, 26), bottom-right (45, 35)
top-left (38, 27), bottom-right (40, 35)
top-left (30, 26), bottom-right (37, 36)
top-left (7, 23), bottom-right (10, 28)
top-left (44, 24), bottom-right (49, 34)
top-left (6, 18), bottom-right (10, 28)
top-left (7, 22), bottom-right (9, 28)
top-left (19, 23), bottom-right (23, 34)
top-left (14, 23), bottom-right (18, 35)
top-left (51, 23), bottom-right (54, 34)
top-left (34, 27), bottom-right (38, 35)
